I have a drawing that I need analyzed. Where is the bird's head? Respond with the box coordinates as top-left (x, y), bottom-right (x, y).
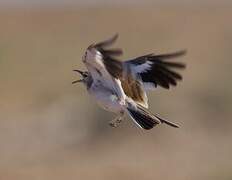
top-left (72, 69), bottom-right (89, 85)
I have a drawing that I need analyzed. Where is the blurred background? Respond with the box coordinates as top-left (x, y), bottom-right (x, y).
top-left (0, 0), bottom-right (232, 179)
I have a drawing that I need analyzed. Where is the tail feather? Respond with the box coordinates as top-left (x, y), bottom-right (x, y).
top-left (127, 106), bottom-right (160, 130)
top-left (154, 115), bottom-right (180, 128)
top-left (127, 105), bottom-right (179, 130)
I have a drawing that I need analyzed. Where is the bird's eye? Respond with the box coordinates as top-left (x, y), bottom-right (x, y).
top-left (83, 72), bottom-right (88, 77)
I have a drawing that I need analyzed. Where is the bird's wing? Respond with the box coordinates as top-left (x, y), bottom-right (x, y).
top-left (125, 50), bottom-right (186, 90)
top-left (83, 34), bottom-right (123, 79)
top-left (83, 34), bottom-right (148, 108)
top-left (120, 66), bottom-right (148, 108)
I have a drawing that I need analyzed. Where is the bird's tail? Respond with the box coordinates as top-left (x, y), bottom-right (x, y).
top-left (126, 105), bottom-right (179, 130)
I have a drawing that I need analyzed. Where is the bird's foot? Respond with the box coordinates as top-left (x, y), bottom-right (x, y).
top-left (109, 115), bottom-right (123, 128)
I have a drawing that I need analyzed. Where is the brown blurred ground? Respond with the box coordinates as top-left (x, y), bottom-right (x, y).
top-left (0, 4), bottom-right (232, 180)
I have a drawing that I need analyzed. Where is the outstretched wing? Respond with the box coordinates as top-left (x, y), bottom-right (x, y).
top-left (83, 34), bottom-right (126, 103)
top-left (83, 34), bottom-right (148, 108)
top-left (83, 34), bottom-right (123, 79)
top-left (125, 50), bottom-right (186, 90)
top-left (91, 34), bottom-right (124, 79)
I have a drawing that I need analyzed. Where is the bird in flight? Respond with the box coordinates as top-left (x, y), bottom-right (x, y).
top-left (73, 34), bottom-right (186, 130)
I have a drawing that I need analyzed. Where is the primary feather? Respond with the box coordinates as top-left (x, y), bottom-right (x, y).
top-left (125, 50), bottom-right (186, 90)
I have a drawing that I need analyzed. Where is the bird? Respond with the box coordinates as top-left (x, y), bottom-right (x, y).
top-left (73, 34), bottom-right (186, 130)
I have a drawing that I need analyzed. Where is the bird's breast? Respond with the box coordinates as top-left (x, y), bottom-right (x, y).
top-left (88, 84), bottom-right (123, 113)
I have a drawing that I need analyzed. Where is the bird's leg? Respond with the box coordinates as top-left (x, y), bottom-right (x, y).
top-left (109, 111), bottom-right (124, 128)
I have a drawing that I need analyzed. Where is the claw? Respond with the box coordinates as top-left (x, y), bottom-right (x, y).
top-left (109, 114), bottom-right (124, 128)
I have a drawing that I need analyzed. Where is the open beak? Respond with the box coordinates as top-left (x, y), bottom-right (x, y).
top-left (72, 69), bottom-right (84, 84)
top-left (72, 79), bottom-right (82, 84)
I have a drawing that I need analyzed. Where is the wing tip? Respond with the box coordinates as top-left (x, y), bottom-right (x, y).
top-left (153, 49), bottom-right (187, 60)
top-left (94, 33), bottom-right (119, 48)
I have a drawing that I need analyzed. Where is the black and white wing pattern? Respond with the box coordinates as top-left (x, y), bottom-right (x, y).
top-left (83, 34), bottom-right (148, 108)
top-left (125, 50), bottom-right (186, 90)
top-left (83, 34), bottom-right (123, 79)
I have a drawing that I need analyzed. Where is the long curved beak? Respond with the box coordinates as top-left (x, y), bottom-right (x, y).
top-left (72, 69), bottom-right (84, 84)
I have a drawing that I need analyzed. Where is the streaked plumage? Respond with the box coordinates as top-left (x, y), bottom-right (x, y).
top-left (73, 34), bottom-right (186, 130)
